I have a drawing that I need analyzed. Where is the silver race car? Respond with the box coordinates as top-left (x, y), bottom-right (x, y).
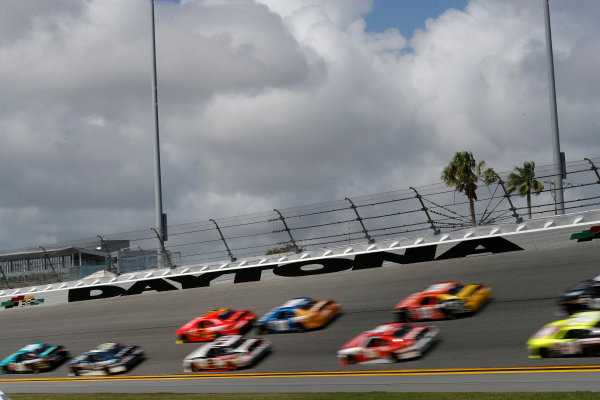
top-left (183, 335), bottom-right (271, 372)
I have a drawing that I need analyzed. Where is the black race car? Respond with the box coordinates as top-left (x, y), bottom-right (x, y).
top-left (559, 277), bottom-right (600, 315)
top-left (68, 343), bottom-right (144, 376)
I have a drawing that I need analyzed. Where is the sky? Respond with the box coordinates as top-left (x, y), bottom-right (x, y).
top-left (0, 0), bottom-right (599, 252)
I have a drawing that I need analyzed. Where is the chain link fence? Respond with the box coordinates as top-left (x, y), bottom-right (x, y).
top-left (2, 156), bottom-right (600, 289)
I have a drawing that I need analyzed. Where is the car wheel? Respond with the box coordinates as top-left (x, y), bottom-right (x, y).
top-left (191, 364), bottom-right (199, 373)
top-left (390, 353), bottom-right (399, 363)
top-left (346, 355), bottom-right (355, 364)
top-left (2, 366), bottom-right (11, 374)
top-left (539, 348), bottom-right (550, 358)
top-left (180, 335), bottom-right (189, 343)
top-left (296, 324), bottom-right (306, 333)
top-left (71, 368), bottom-right (80, 376)
top-left (103, 367), bottom-right (111, 375)
top-left (258, 326), bottom-right (269, 335)
top-left (227, 363), bottom-right (237, 371)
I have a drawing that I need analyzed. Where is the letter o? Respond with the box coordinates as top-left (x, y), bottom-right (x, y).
top-left (273, 259), bottom-right (353, 277)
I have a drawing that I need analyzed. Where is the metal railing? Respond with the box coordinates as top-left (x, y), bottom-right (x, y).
top-left (2, 156), bottom-right (600, 288)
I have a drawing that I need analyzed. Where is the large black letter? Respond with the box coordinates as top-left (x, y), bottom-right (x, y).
top-left (352, 245), bottom-right (437, 269)
top-left (123, 278), bottom-right (179, 296)
top-left (436, 237), bottom-right (523, 260)
top-left (68, 285), bottom-right (126, 302)
top-left (273, 258), bottom-right (353, 277)
top-left (168, 267), bottom-right (266, 289)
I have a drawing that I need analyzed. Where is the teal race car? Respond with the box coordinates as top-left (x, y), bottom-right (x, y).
top-left (527, 311), bottom-right (600, 358)
top-left (0, 343), bottom-right (69, 374)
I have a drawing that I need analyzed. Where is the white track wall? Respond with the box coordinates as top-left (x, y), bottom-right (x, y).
top-left (1, 209), bottom-right (599, 311)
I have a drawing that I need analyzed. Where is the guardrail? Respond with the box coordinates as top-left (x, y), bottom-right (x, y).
top-left (1, 156), bottom-right (600, 288)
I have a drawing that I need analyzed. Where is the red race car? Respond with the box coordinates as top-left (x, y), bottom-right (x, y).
top-left (392, 281), bottom-right (491, 322)
top-left (176, 308), bottom-right (256, 343)
top-left (337, 323), bottom-right (439, 364)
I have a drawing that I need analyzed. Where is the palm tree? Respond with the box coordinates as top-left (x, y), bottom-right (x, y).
top-left (506, 161), bottom-right (544, 219)
top-left (441, 151), bottom-right (496, 226)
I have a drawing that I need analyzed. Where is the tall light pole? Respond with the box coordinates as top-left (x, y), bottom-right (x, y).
top-left (543, 0), bottom-right (565, 214)
top-left (149, 0), bottom-right (167, 268)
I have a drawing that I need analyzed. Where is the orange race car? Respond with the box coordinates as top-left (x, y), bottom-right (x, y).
top-left (255, 297), bottom-right (340, 333)
top-left (176, 308), bottom-right (256, 343)
top-left (393, 281), bottom-right (491, 322)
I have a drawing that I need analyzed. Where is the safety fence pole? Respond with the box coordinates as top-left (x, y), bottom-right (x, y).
top-left (0, 263), bottom-right (11, 289)
top-left (151, 228), bottom-right (174, 268)
top-left (97, 235), bottom-right (120, 276)
top-left (584, 158), bottom-right (600, 184)
top-left (38, 246), bottom-right (62, 283)
top-left (492, 173), bottom-right (522, 223)
top-left (273, 209), bottom-right (301, 252)
top-left (345, 198), bottom-right (375, 244)
top-left (210, 219), bottom-right (237, 262)
top-left (409, 187), bottom-right (440, 234)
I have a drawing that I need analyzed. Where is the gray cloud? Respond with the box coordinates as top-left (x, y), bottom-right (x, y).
top-left (0, 0), bottom-right (598, 251)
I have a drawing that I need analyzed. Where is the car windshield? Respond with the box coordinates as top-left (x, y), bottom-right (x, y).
top-left (33, 344), bottom-right (51, 355)
top-left (532, 325), bottom-right (560, 339)
top-left (299, 300), bottom-right (317, 310)
top-left (207, 347), bottom-right (230, 358)
top-left (447, 284), bottom-right (464, 295)
top-left (218, 310), bottom-right (235, 320)
top-left (393, 325), bottom-right (412, 338)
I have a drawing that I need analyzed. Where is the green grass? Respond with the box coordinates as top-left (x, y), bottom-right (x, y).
top-left (6, 393), bottom-right (600, 400)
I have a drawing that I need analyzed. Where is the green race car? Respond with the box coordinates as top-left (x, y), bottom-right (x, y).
top-left (527, 311), bottom-right (600, 358)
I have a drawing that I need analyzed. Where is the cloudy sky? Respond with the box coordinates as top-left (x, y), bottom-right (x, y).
top-left (0, 0), bottom-right (598, 251)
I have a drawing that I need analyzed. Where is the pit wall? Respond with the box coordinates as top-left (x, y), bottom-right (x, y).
top-left (2, 209), bottom-right (600, 311)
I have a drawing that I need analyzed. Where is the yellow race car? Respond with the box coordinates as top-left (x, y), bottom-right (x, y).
top-left (393, 281), bottom-right (491, 321)
top-left (527, 311), bottom-right (600, 358)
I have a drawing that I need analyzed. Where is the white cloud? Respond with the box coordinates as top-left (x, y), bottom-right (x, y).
top-left (0, 0), bottom-right (598, 251)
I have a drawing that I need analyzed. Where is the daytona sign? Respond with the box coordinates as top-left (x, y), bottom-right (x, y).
top-left (68, 237), bottom-right (523, 302)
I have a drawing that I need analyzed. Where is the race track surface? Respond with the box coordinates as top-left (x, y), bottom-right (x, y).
top-left (1, 241), bottom-right (600, 392)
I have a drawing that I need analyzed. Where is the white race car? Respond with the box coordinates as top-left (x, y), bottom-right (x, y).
top-left (183, 335), bottom-right (271, 372)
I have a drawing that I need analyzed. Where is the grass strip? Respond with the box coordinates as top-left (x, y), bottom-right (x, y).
top-left (6, 393), bottom-right (600, 400)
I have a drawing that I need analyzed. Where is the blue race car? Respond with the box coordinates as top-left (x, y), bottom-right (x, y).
top-left (1, 343), bottom-right (69, 374)
top-left (256, 297), bottom-right (340, 334)
top-left (68, 342), bottom-right (144, 376)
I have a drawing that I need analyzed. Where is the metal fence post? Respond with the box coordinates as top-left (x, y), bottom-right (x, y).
top-left (409, 187), bottom-right (440, 234)
top-left (584, 158), bottom-right (600, 183)
top-left (0, 263), bottom-right (11, 289)
top-left (210, 219), bottom-right (237, 262)
top-left (273, 209), bottom-right (301, 252)
top-left (492, 173), bottom-right (522, 223)
top-left (345, 198), bottom-right (375, 244)
top-left (38, 246), bottom-right (62, 283)
top-left (97, 235), bottom-right (120, 276)
top-left (150, 228), bottom-right (174, 268)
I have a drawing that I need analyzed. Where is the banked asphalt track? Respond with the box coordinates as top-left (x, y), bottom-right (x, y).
top-left (1, 240), bottom-right (600, 393)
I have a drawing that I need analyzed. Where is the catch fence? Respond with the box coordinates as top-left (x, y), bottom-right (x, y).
top-left (2, 156), bottom-right (599, 289)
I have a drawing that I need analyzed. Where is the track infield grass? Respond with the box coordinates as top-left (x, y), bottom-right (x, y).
top-left (5, 393), bottom-right (600, 400)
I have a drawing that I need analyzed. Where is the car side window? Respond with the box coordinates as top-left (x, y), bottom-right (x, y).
top-left (564, 329), bottom-right (585, 339)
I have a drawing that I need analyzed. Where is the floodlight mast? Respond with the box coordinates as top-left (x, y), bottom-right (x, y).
top-left (543, 0), bottom-right (565, 214)
top-left (149, 0), bottom-right (167, 268)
